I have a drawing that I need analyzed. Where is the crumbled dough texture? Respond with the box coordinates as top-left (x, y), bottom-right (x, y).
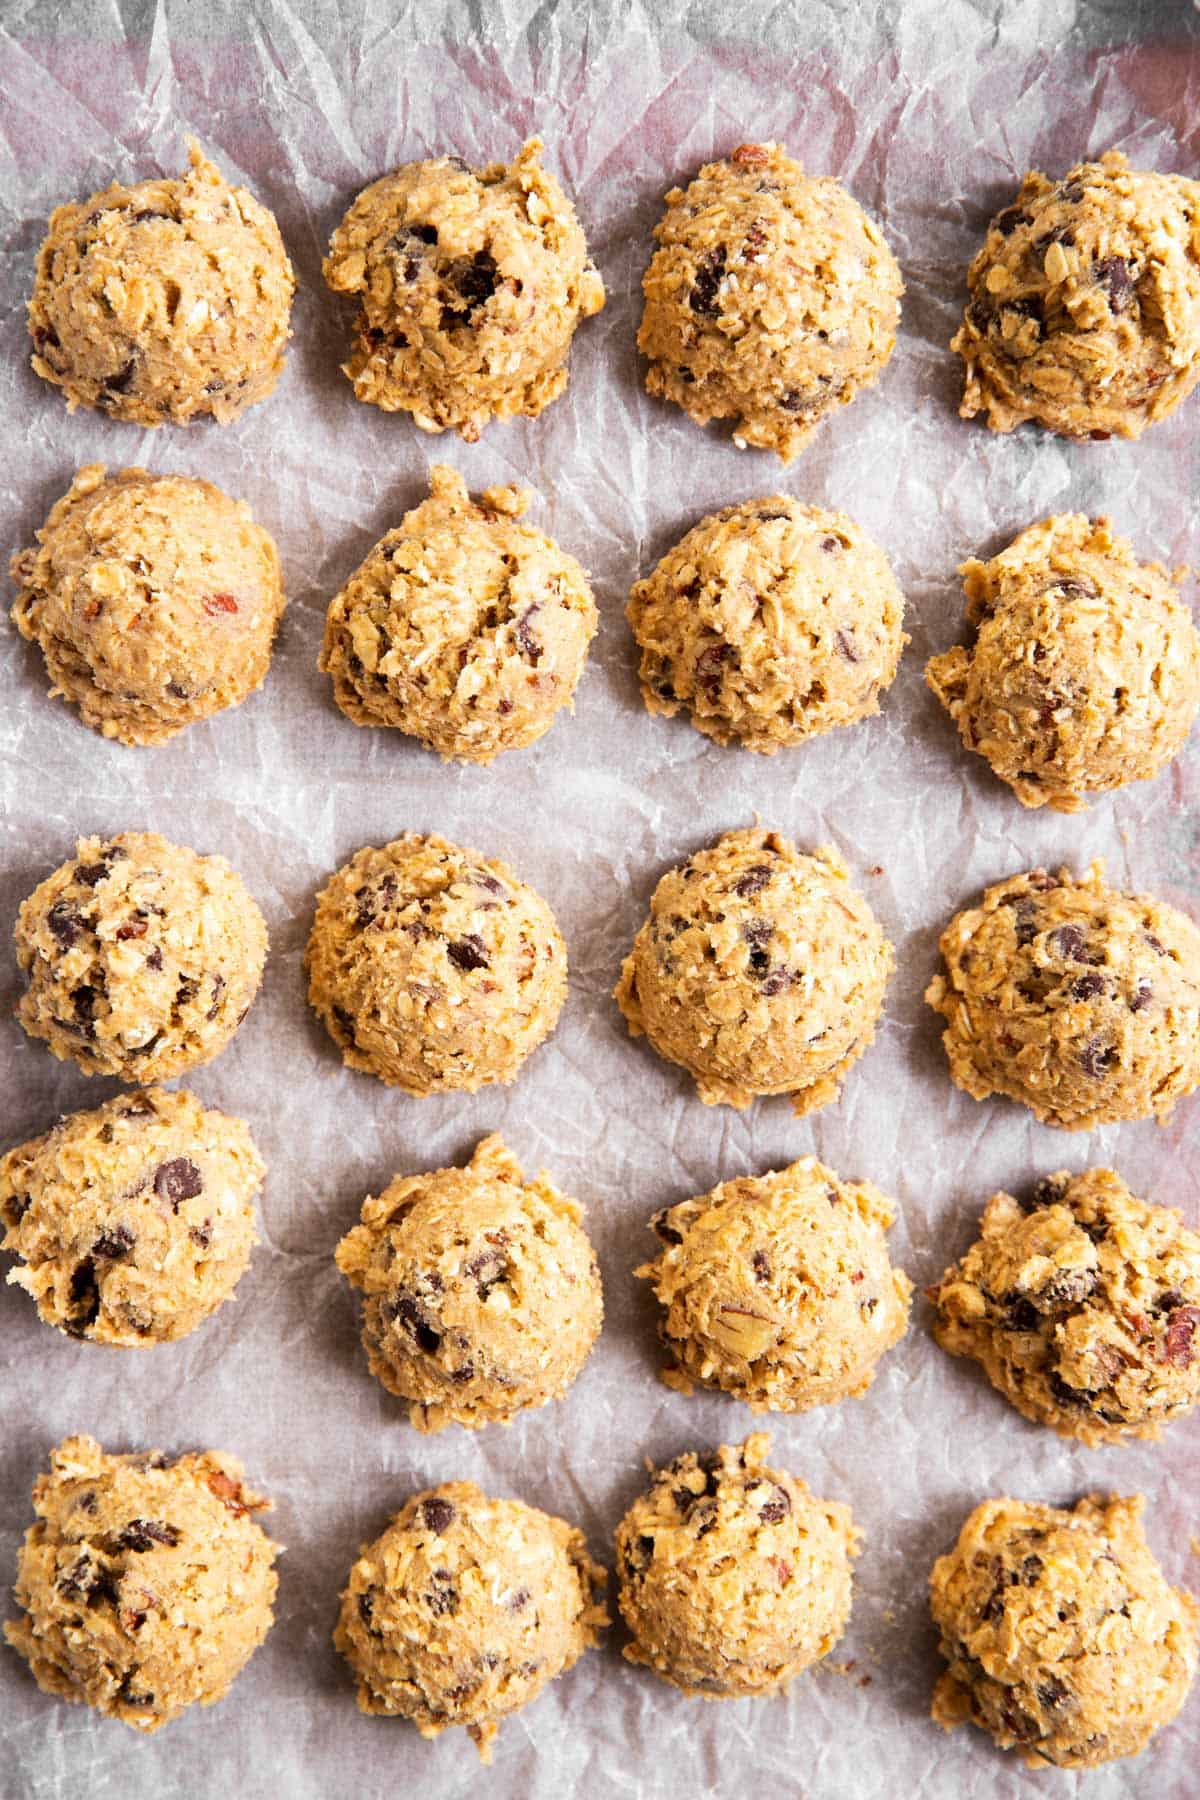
top-left (15, 832), bottom-right (268, 1083)
top-left (335, 1132), bottom-right (602, 1430)
top-left (628, 496), bottom-right (906, 753)
top-left (11, 463), bottom-right (286, 747)
top-left (306, 833), bottom-right (566, 1094)
top-left (615, 826), bottom-right (893, 1114)
top-left (323, 136), bottom-right (604, 439)
top-left (930, 1494), bottom-right (1198, 1768)
top-left (927, 514), bottom-right (1200, 812)
top-left (930, 1169), bottom-right (1200, 1447)
top-left (639, 1156), bottom-right (911, 1412)
top-left (638, 141), bottom-right (902, 461)
top-left (334, 1481), bottom-right (607, 1763)
top-left (4, 1435), bottom-right (278, 1733)
top-left (952, 149), bottom-right (1200, 441)
top-left (925, 860), bottom-right (1200, 1130)
top-left (29, 139), bottom-right (294, 427)
top-left (615, 1433), bottom-right (859, 1698)
top-left (319, 464), bottom-right (596, 763)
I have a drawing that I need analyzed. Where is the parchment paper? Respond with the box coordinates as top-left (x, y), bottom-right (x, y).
top-left (2, 2), bottom-right (1200, 1796)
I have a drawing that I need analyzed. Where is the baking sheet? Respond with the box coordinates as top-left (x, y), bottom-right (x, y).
top-left (2, 1), bottom-right (1200, 1795)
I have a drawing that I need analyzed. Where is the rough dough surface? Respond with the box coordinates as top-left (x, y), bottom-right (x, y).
top-left (334, 1480), bottom-right (606, 1762)
top-left (930, 1494), bottom-right (1198, 1768)
top-left (11, 463), bottom-right (286, 746)
top-left (323, 137), bottom-right (604, 439)
top-left (925, 861), bottom-right (1200, 1131)
top-left (615, 827), bottom-right (892, 1114)
top-left (628, 496), bottom-right (906, 753)
top-left (29, 140), bottom-right (293, 427)
top-left (930, 1169), bottom-right (1200, 1447)
top-left (0, 1088), bottom-right (262, 1347)
top-left (334, 1132), bottom-right (602, 1430)
top-left (638, 141), bottom-right (902, 461)
top-left (15, 833), bottom-right (267, 1083)
top-left (927, 514), bottom-right (1200, 812)
top-left (319, 464), bottom-right (595, 763)
top-left (639, 1156), bottom-right (911, 1412)
top-left (952, 150), bottom-right (1200, 441)
top-left (306, 833), bottom-right (566, 1094)
top-left (615, 1433), bottom-right (859, 1698)
top-left (5, 1434), bottom-right (278, 1733)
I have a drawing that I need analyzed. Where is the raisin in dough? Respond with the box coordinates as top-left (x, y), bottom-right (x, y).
top-left (335, 1133), bottom-right (602, 1430)
top-left (638, 142), bottom-right (902, 462)
top-left (11, 463), bottom-right (286, 746)
top-left (323, 137), bottom-right (604, 440)
top-left (930, 1494), bottom-right (1198, 1768)
top-left (925, 861), bottom-right (1200, 1131)
top-left (5, 1435), bottom-right (278, 1733)
top-left (0, 1088), bottom-right (262, 1346)
top-left (629, 497), bottom-right (906, 753)
top-left (319, 464), bottom-right (595, 763)
top-left (29, 140), bottom-right (293, 427)
top-left (639, 1156), bottom-right (911, 1412)
top-left (927, 514), bottom-right (1200, 812)
top-left (615, 827), bottom-right (892, 1114)
top-left (615, 1434), bottom-right (859, 1698)
top-left (15, 833), bottom-right (267, 1083)
top-left (952, 150), bottom-right (1200, 441)
top-left (930, 1169), bottom-right (1200, 1446)
top-left (306, 834), bottom-right (566, 1094)
top-left (334, 1482), bottom-right (606, 1762)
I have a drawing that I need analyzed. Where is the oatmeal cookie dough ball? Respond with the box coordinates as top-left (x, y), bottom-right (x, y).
top-left (29, 140), bottom-right (294, 427)
top-left (615, 827), bottom-right (893, 1115)
top-left (0, 1088), bottom-right (262, 1347)
top-left (615, 1434), bottom-right (859, 1698)
top-left (925, 861), bottom-right (1200, 1130)
top-left (319, 464), bottom-right (596, 762)
top-left (323, 137), bottom-right (604, 440)
top-left (639, 1156), bottom-right (911, 1411)
top-left (952, 150), bottom-right (1200, 441)
top-left (334, 1482), bottom-right (606, 1763)
top-left (4, 1434), bottom-right (278, 1733)
top-left (638, 141), bottom-right (902, 461)
top-left (930, 1494), bottom-right (1198, 1768)
top-left (306, 834), bottom-right (566, 1094)
top-left (334, 1132), bottom-right (602, 1430)
top-left (629, 496), bottom-right (906, 752)
top-left (14, 832), bottom-right (267, 1083)
top-left (11, 464), bottom-right (286, 747)
top-left (927, 515), bottom-right (1200, 812)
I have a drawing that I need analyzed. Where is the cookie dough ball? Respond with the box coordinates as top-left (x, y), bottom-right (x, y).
top-left (615, 827), bottom-right (892, 1114)
top-left (29, 140), bottom-right (294, 427)
top-left (927, 515), bottom-right (1200, 812)
top-left (334, 1481), bottom-right (606, 1762)
top-left (15, 833), bottom-right (267, 1083)
top-left (0, 1088), bottom-right (262, 1346)
top-left (952, 150), bottom-right (1200, 441)
top-left (629, 497), bottom-right (906, 753)
top-left (306, 834), bottom-right (566, 1094)
top-left (335, 1133), bottom-right (602, 1430)
top-left (615, 1433), bottom-right (859, 1697)
top-left (323, 137), bottom-right (604, 440)
top-left (638, 142), bottom-right (902, 461)
top-left (319, 464), bottom-right (596, 763)
top-left (639, 1156), bottom-right (911, 1411)
top-left (925, 861), bottom-right (1200, 1130)
top-left (4, 1434), bottom-right (277, 1733)
top-left (930, 1494), bottom-right (1198, 1768)
top-left (11, 463), bottom-right (286, 747)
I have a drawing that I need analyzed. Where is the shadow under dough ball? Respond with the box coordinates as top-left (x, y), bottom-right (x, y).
top-left (29, 139), bottom-right (294, 426)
